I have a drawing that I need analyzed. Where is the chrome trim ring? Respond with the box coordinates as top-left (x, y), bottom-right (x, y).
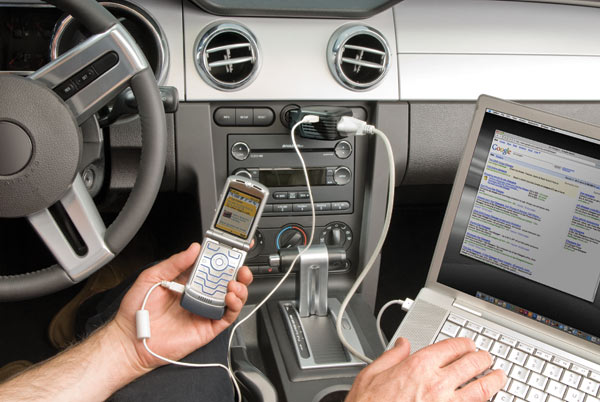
top-left (194, 21), bottom-right (261, 91)
top-left (327, 25), bottom-right (391, 91)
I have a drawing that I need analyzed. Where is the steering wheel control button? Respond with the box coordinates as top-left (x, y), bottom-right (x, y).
top-left (0, 122), bottom-right (33, 176)
top-left (210, 254), bottom-right (229, 271)
top-left (231, 141), bottom-right (250, 161)
top-left (236, 108), bottom-right (253, 126)
top-left (334, 140), bottom-right (352, 159)
top-left (334, 166), bottom-right (352, 185)
top-left (214, 108), bottom-right (236, 126)
top-left (92, 52), bottom-right (119, 75)
top-left (55, 81), bottom-right (78, 100)
top-left (253, 108), bottom-right (274, 126)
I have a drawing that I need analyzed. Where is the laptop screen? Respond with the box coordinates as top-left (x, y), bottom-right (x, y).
top-left (438, 107), bottom-right (600, 345)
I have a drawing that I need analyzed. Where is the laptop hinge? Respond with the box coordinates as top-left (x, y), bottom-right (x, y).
top-left (453, 301), bottom-right (483, 317)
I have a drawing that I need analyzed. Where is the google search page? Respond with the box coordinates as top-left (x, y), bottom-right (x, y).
top-left (460, 130), bottom-right (600, 302)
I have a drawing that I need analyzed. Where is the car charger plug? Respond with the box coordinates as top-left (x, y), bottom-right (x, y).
top-left (289, 106), bottom-right (352, 140)
top-left (336, 116), bottom-right (375, 136)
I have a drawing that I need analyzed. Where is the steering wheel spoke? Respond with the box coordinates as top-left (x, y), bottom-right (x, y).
top-left (27, 174), bottom-right (114, 282)
top-left (29, 24), bottom-right (149, 125)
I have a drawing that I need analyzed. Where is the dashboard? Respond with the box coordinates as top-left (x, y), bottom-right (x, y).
top-left (2, 0), bottom-right (600, 399)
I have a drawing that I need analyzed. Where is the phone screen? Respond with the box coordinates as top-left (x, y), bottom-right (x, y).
top-left (214, 187), bottom-right (262, 240)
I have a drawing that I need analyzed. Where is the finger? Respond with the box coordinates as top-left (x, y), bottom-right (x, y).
top-left (228, 280), bottom-right (249, 305)
top-left (145, 243), bottom-right (201, 280)
top-left (236, 266), bottom-right (253, 286)
top-left (361, 337), bottom-right (411, 377)
top-left (456, 369), bottom-right (506, 401)
top-left (220, 285), bottom-right (247, 325)
top-left (417, 337), bottom-right (476, 368)
top-left (443, 350), bottom-right (493, 388)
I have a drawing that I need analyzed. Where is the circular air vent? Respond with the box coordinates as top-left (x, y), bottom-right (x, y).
top-left (327, 25), bottom-right (390, 91)
top-left (194, 22), bottom-right (259, 91)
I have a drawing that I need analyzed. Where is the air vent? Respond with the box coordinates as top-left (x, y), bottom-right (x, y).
top-left (195, 22), bottom-right (259, 91)
top-left (327, 25), bottom-right (390, 91)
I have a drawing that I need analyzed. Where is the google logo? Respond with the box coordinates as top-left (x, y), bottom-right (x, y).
top-left (492, 144), bottom-right (512, 156)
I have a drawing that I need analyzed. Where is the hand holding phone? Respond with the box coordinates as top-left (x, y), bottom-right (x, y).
top-left (181, 176), bottom-right (269, 319)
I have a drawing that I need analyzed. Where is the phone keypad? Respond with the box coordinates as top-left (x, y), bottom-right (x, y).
top-left (192, 239), bottom-right (245, 299)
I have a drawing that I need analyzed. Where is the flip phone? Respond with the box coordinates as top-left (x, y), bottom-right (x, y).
top-left (181, 176), bottom-right (269, 319)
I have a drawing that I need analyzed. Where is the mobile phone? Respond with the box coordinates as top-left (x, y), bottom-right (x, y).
top-left (181, 176), bottom-right (269, 319)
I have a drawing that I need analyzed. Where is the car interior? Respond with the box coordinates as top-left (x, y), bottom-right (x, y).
top-left (1, 0), bottom-right (600, 401)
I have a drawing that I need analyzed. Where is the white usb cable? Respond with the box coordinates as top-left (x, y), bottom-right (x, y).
top-left (135, 115), bottom-right (321, 402)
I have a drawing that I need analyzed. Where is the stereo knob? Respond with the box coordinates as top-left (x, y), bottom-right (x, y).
top-left (334, 140), bottom-right (352, 159)
top-left (276, 225), bottom-right (307, 250)
top-left (334, 166), bottom-right (352, 185)
top-left (234, 169), bottom-right (252, 180)
top-left (320, 222), bottom-right (352, 250)
top-left (231, 142), bottom-right (250, 161)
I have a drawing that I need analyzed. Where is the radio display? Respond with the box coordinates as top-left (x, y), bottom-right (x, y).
top-left (259, 168), bottom-right (327, 187)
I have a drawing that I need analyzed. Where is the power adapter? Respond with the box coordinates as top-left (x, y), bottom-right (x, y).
top-left (289, 106), bottom-right (353, 140)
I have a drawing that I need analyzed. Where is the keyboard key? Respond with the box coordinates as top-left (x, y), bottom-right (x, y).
top-left (458, 327), bottom-right (477, 340)
top-left (494, 391), bottom-right (514, 402)
top-left (508, 380), bottom-right (529, 398)
top-left (508, 349), bottom-right (529, 366)
top-left (543, 363), bottom-right (564, 381)
top-left (534, 350), bottom-right (553, 361)
top-left (564, 387), bottom-right (585, 402)
top-left (484, 328), bottom-right (501, 340)
top-left (562, 371), bottom-right (582, 388)
top-left (571, 365), bottom-right (589, 377)
top-left (585, 396), bottom-right (600, 402)
top-left (579, 378), bottom-right (599, 396)
top-left (491, 342), bottom-right (511, 359)
top-left (447, 313), bottom-right (467, 326)
top-left (547, 380), bottom-right (567, 399)
top-left (517, 343), bottom-right (535, 354)
top-left (526, 387), bottom-right (547, 401)
top-left (501, 336), bottom-right (518, 347)
top-left (504, 378), bottom-right (512, 391)
top-left (493, 358), bottom-right (513, 373)
top-left (510, 366), bottom-right (531, 382)
top-left (525, 356), bottom-right (545, 373)
top-left (590, 372), bottom-right (600, 382)
top-left (547, 398), bottom-right (562, 402)
top-left (528, 372), bottom-right (548, 390)
top-left (475, 335), bottom-right (493, 351)
top-left (441, 321), bottom-right (461, 337)
top-left (435, 333), bottom-right (450, 343)
top-left (466, 321), bottom-right (483, 333)
top-left (553, 357), bottom-right (571, 369)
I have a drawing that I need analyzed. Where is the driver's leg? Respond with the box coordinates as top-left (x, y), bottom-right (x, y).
top-left (81, 269), bottom-right (236, 402)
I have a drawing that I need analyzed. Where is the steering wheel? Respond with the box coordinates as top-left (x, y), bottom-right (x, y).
top-left (0, 0), bottom-right (167, 300)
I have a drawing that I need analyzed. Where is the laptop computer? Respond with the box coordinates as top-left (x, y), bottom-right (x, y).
top-left (388, 95), bottom-right (600, 402)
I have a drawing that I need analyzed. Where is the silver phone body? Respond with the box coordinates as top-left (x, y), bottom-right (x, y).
top-left (181, 176), bottom-right (269, 319)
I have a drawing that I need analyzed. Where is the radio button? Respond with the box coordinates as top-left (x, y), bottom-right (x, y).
top-left (253, 108), bottom-right (274, 126)
top-left (273, 192), bottom-right (288, 199)
top-left (236, 108), bottom-right (253, 126)
top-left (273, 204), bottom-right (292, 213)
top-left (288, 192), bottom-right (298, 199)
top-left (334, 167), bottom-right (352, 185)
top-left (298, 192), bottom-right (310, 199)
top-left (293, 203), bottom-right (311, 212)
top-left (315, 202), bottom-right (331, 211)
top-left (231, 142), bottom-right (250, 161)
top-left (335, 140), bottom-right (352, 159)
top-left (326, 176), bottom-right (336, 185)
top-left (214, 108), bottom-right (236, 126)
top-left (263, 205), bottom-right (274, 213)
top-left (331, 201), bottom-right (351, 211)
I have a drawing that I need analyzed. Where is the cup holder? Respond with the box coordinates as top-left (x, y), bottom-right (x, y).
top-left (313, 386), bottom-right (351, 402)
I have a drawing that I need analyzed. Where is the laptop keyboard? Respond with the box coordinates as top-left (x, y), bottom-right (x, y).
top-left (435, 313), bottom-right (600, 402)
